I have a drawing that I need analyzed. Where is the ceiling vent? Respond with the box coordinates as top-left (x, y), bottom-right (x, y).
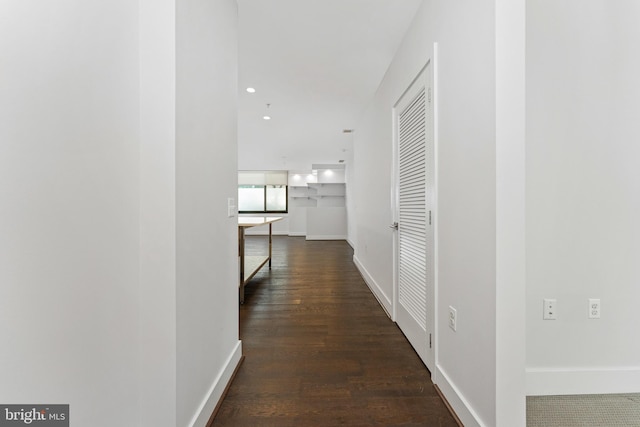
top-left (342, 129), bottom-right (354, 133)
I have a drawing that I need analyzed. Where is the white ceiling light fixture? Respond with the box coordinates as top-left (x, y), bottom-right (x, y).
top-left (246, 87), bottom-right (256, 93)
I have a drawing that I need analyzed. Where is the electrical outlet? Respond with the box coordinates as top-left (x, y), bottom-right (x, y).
top-left (543, 299), bottom-right (557, 320)
top-left (448, 306), bottom-right (457, 331)
top-left (589, 298), bottom-right (601, 319)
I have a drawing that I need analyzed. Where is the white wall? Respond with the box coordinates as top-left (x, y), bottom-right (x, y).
top-left (345, 149), bottom-right (356, 248)
top-left (139, 0), bottom-right (177, 425)
top-left (0, 1), bottom-right (140, 425)
top-left (352, 1), bottom-right (526, 425)
top-left (1, 2), bottom-right (241, 426)
top-left (526, 1), bottom-right (640, 395)
top-left (175, 1), bottom-right (241, 425)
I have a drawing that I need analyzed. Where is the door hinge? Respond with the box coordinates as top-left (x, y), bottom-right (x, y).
top-left (429, 211), bottom-right (432, 225)
top-left (429, 333), bottom-right (432, 349)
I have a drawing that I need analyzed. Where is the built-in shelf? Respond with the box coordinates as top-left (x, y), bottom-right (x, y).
top-left (288, 166), bottom-right (347, 240)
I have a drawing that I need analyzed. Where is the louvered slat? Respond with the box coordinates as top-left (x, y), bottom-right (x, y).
top-left (398, 88), bottom-right (427, 328)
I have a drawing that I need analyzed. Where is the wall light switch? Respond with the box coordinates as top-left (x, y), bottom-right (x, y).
top-left (227, 197), bottom-right (236, 218)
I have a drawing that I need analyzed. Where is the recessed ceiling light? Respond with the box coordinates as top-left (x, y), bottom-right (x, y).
top-left (263, 103), bottom-right (272, 120)
top-left (246, 87), bottom-right (256, 93)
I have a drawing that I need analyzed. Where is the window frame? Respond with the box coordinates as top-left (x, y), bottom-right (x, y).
top-left (238, 184), bottom-right (288, 214)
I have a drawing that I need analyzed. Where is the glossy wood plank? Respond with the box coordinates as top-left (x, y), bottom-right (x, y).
top-left (212, 236), bottom-right (458, 427)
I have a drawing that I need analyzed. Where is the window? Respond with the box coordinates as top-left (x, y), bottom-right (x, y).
top-left (238, 185), bottom-right (265, 211)
top-left (266, 185), bottom-right (287, 211)
top-left (238, 171), bottom-right (288, 213)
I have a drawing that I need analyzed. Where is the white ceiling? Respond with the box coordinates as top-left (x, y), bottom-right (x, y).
top-left (237, 0), bottom-right (423, 171)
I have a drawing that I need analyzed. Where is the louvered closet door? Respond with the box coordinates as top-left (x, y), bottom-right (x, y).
top-left (394, 63), bottom-right (434, 370)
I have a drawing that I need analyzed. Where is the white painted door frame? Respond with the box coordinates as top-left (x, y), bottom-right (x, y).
top-left (391, 44), bottom-right (438, 375)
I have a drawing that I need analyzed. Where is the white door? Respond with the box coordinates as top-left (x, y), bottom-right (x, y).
top-left (392, 63), bottom-right (435, 371)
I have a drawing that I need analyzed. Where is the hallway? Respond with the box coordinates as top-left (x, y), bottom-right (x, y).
top-left (212, 236), bottom-right (458, 426)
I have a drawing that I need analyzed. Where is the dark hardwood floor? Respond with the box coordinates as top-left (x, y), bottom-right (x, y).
top-left (212, 236), bottom-right (458, 427)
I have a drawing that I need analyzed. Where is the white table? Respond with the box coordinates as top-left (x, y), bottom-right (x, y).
top-left (238, 216), bottom-right (283, 303)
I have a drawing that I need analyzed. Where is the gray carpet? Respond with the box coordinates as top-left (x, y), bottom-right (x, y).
top-left (527, 394), bottom-right (640, 427)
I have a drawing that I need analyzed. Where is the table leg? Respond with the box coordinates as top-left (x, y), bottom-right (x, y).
top-left (268, 223), bottom-right (273, 269)
top-left (239, 226), bottom-right (245, 304)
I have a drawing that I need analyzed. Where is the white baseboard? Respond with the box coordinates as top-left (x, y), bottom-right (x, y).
top-left (288, 232), bottom-right (306, 237)
top-left (346, 238), bottom-right (355, 249)
top-left (435, 365), bottom-right (486, 427)
top-left (305, 235), bottom-right (347, 240)
top-left (352, 254), bottom-right (392, 317)
top-left (526, 366), bottom-right (640, 396)
top-left (189, 340), bottom-right (243, 427)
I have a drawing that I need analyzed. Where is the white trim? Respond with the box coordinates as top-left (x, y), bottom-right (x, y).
top-left (353, 254), bottom-right (392, 317)
top-left (436, 365), bottom-right (487, 427)
top-left (305, 235), bottom-right (347, 240)
top-left (390, 78), bottom-right (399, 322)
top-left (432, 41), bottom-right (441, 386)
top-left (188, 340), bottom-right (243, 427)
top-left (346, 238), bottom-right (355, 249)
top-left (495, 0), bottom-right (527, 424)
top-left (287, 232), bottom-right (306, 237)
top-left (526, 367), bottom-right (640, 396)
